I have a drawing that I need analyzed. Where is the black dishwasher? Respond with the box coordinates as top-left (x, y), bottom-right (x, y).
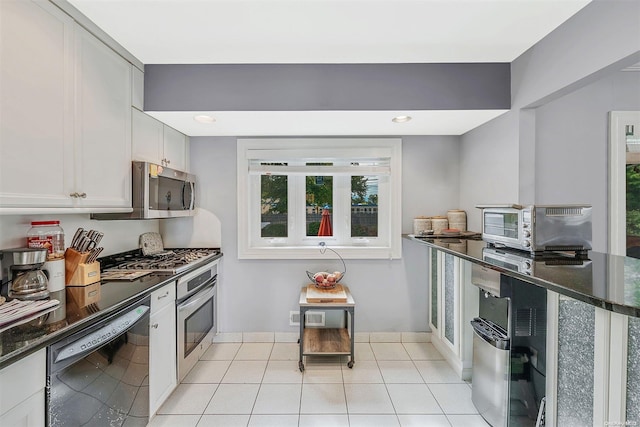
top-left (46, 297), bottom-right (150, 427)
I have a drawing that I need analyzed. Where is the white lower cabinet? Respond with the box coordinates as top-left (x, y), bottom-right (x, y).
top-left (0, 349), bottom-right (46, 426)
top-left (149, 283), bottom-right (177, 416)
top-left (428, 248), bottom-right (477, 380)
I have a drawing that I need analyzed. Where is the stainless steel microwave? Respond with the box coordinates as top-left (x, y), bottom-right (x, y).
top-left (476, 204), bottom-right (592, 254)
top-left (92, 161), bottom-right (195, 220)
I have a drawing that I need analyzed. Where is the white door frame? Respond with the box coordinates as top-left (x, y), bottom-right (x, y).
top-left (608, 111), bottom-right (640, 256)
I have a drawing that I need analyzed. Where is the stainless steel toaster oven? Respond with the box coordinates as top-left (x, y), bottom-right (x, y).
top-left (476, 204), bottom-right (592, 254)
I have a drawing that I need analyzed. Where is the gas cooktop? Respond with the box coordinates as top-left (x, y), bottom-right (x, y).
top-left (99, 248), bottom-right (220, 274)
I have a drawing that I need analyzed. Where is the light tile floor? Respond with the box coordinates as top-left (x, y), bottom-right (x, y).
top-left (151, 341), bottom-right (489, 427)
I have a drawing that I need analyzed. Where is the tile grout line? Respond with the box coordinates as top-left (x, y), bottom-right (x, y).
top-left (404, 342), bottom-right (449, 420)
top-left (161, 341), bottom-right (479, 426)
top-left (247, 342), bottom-right (273, 422)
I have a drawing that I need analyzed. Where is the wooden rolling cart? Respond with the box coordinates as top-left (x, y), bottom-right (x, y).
top-left (298, 284), bottom-right (355, 371)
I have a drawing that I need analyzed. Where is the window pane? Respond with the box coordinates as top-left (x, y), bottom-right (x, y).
top-left (351, 176), bottom-right (378, 237)
top-left (261, 175), bottom-right (288, 237)
top-left (306, 175), bottom-right (333, 236)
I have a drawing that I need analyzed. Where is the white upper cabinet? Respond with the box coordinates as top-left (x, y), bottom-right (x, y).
top-left (132, 108), bottom-right (189, 172)
top-left (0, 0), bottom-right (132, 213)
top-left (0, 0), bottom-right (75, 208)
top-left (132, 108), bottom-right (163, 164)
top-left (132, 66), bottom-right (144, 110)
top-left (163, 125), bottom-right (188, 172)
top-left (74, 26), bottom-right (132, 209)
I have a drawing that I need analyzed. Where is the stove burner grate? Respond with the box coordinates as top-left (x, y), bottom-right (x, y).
top-left (100, 248), bottom-right (220, 273)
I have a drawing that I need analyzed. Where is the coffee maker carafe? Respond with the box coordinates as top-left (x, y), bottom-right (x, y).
top-left (1, 248), bottom-right (50, 301)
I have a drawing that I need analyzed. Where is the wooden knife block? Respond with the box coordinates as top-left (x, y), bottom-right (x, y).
top-left (65, 248), bottom-right (101, 286)
top-left (67, 281), bottom-right (101, 307)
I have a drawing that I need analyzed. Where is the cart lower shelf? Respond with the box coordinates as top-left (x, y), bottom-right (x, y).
top-left (298, 285), bottom-right (355, 372)
top-left (302, 328), bottom-right (351, 355)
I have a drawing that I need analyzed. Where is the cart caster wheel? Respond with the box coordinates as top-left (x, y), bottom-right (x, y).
top-left (347, 361), bottom-right (354, 369)
top-left (299, 362), bottom-right (305, 372)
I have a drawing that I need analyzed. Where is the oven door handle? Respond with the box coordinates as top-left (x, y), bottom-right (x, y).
top-left (177, 276), bottom-right (216, 304)
top-left (178, 281), bottom-right (216, 310)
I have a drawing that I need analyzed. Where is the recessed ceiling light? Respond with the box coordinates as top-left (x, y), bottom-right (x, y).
top-left (193, 114), bottom-right (216, 123)
top-left (392, 115), bottom-right (412, 123)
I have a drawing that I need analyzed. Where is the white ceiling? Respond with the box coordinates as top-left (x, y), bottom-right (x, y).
top-left (68, 0), bottom-right (591, 136)
top-left (147, 110), bottom-right (509, 137)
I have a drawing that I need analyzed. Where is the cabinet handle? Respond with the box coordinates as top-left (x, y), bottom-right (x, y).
top-left (79, 192), bottom-right (87, 198)
top-left (70, 192), bottom-right (78, 198)
top-left (157, 292), bottom-right (169, 300)
top-left (166, 159), bottom-right (170, 164)
top-left (151, 323), bottom-right (159, 329)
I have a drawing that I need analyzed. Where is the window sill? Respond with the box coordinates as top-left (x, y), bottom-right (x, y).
top-left (238, 245), bottom-right (402, 260)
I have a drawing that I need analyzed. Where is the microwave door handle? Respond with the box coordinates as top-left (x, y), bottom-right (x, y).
top-left (189, 181), bottom-right (195, 210)
top-left (181, 181), bottom-right (194, 210)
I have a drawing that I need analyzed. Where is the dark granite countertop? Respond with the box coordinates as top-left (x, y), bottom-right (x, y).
top-left (0, 252), bottom-right (223, 369)
top-left (405, 235), bottom-right (640, 318)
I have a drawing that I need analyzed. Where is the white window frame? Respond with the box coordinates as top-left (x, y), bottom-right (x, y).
top-left (237, 138), bottom-right (402, 259)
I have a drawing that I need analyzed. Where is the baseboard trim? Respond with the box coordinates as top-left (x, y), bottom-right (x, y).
top-left (213, 331), bottom-right (433, 344)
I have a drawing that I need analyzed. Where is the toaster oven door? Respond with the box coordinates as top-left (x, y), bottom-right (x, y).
top-left (481, 208), bottom-right (523, 247)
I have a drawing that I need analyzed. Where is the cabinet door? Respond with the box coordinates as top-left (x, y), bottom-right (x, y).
top-left (0, 0), bottom-right (75, 208)
top-left (0, 390), bottom-right (45, 427)
top-left (132, 108), bottom-right (163, 164)
top-left (0, 349), bottom-right (45, 420)
top-left (442, 252), bottom-right (458, 351)
top-left (74, 26), bottom-right (132, 208)
top-left (149, 299), bottom-right (177, 415)
top-left (163, 125), bottom-right (187, 171)
top-left (132, 67), bottom-right (144, 110)
top-left (428, 248), bottom-right (439, 333)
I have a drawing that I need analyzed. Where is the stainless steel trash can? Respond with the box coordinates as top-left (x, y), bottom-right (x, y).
top-left (471, 317), bottom-right (510, 427)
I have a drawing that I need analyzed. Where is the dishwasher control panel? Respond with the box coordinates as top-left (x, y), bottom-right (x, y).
top-left (54, 305), bottom-right (149, 363)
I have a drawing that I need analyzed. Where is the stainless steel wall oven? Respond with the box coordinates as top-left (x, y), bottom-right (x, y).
top-left (176, 260), bottom-right (217, 382)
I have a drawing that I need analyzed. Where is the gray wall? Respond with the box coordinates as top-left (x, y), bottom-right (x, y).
top-left (459, 111), bottom-right (519, 232)
top-left (0, 214), bottom-right (158, 258)
top-left (459, 0), bottom-right (640, 246)
top-left (511, 0), bottom-right (640, 110)
top-left (190, 136), bottom-right (461, 333)
top-left (535, 71), bottom-right (640, 252)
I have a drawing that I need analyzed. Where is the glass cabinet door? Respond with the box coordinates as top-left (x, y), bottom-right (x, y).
top-left (429, 248), bottom-right (439, 330)
top-left (443, 253), bottom-right (456, 346)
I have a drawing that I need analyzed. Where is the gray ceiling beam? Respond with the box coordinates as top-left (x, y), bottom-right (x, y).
top-left (144, 63), bottom-right (510, 111)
